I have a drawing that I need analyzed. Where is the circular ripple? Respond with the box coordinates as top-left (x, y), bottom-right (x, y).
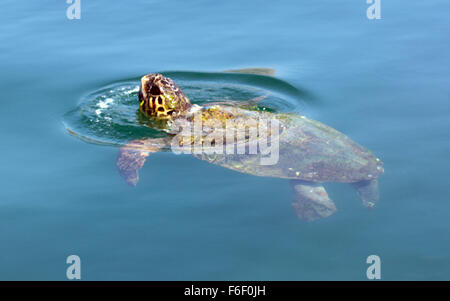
top-left (63, 72), bottom-right (308, 146)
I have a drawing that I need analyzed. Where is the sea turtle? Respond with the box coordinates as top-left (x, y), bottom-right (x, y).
top-left (116, 73), bottom-right (384, 221)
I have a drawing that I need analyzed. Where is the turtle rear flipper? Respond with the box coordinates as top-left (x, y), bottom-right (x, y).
top-left (290, 180), bottom-right (337, 221)
top-left (116, 138), bottom-right (168, 186)
top-left (351, 179), bottom-right (379, 209)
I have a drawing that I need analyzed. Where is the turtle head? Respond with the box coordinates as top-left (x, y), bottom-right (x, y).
top-left (138, 74), bottom-right (191, 119)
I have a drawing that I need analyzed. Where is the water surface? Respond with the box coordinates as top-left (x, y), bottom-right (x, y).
top-left (0, 0), bottom-right (449, 280)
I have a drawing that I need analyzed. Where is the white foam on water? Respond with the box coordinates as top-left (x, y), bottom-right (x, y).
top-left (98, 98), bottom-right (114, 109)
top-left (95, 98), bottom-right (115, 116)
top-left (124, 86), bottom-right (139, 95)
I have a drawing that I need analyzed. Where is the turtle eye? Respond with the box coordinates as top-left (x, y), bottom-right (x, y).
top-left (150, 84), bottom-right (161, 95)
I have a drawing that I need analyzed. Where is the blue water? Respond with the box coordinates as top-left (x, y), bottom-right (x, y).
top-left (0, 0), bottom-right (449, 280)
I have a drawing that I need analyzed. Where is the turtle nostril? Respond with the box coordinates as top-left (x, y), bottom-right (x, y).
top-left (150, 85), bottom-right (161, 95)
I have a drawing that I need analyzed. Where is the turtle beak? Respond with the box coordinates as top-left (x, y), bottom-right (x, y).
top-left (139, 75), bottom-right (151, 106)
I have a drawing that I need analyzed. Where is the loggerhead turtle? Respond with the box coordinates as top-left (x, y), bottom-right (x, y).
top-left (116, 73), bottom-right (384, 221)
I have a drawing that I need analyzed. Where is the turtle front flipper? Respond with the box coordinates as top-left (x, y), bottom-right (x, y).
top-left (116, 138), bottom-right (169, 187)
top-left (351, 179), bottom-right (379, 209)
top-left (290, 180), bottom-right (337, 221)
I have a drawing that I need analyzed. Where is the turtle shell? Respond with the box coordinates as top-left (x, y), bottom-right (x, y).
top-left (192, 109), bottom-right (384, 183)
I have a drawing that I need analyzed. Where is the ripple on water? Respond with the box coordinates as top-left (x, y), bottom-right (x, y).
top-left (63, 72), bottom-right (308, 146)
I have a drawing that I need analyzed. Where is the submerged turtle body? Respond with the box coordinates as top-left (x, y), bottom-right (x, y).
top-left (116, 73), bottom-right (384, 221)
top-left (193, 109), bottom-right (383, 183)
